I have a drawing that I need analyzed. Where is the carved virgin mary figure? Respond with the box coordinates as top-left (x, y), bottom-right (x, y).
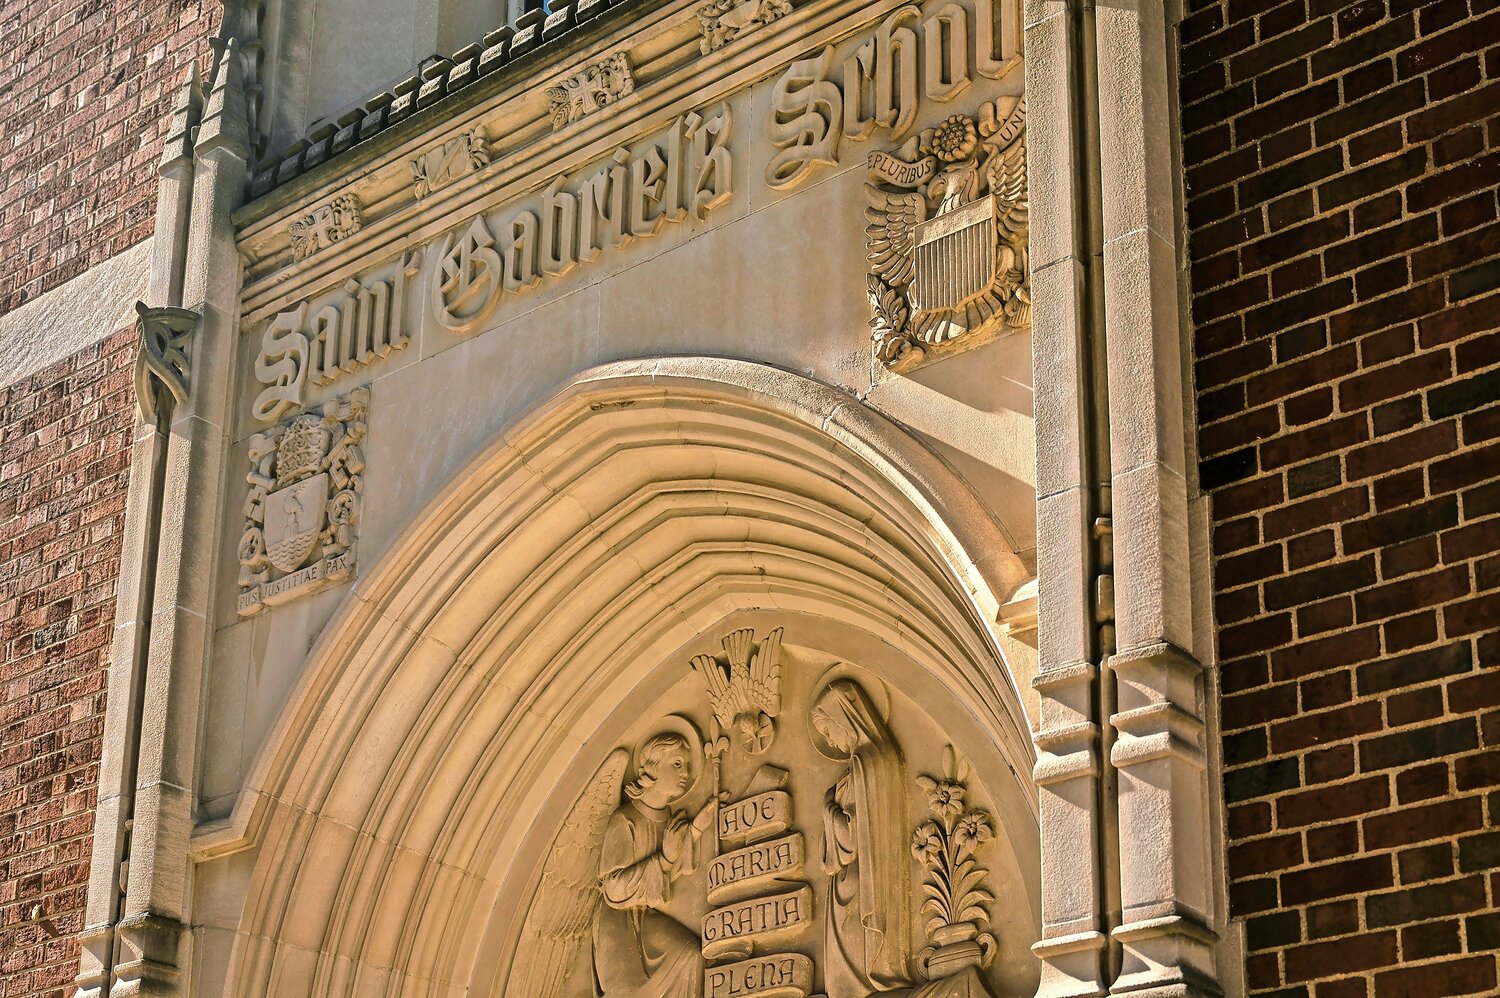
top-left (811, 678), bottom-right (914, 995)
top-left (593, 730), bottom-right (717, 996)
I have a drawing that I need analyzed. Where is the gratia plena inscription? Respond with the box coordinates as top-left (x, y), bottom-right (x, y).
top-left (432, 103), bottom-right (733, 335)
top-left (705, 953), bottom-right (813, 998)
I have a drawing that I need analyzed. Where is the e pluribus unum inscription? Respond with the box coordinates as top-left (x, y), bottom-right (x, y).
top-left (506, 627), bottom-right (1005, 998)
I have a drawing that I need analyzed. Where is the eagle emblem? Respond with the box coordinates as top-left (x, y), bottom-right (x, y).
top-left (691, 627), bottom-right (784, 755)
top-left (866, 96), bottom-right (1030, 373)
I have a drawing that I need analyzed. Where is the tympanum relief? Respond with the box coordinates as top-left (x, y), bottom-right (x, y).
top-left (510, 628), bottom-right (1009, 997)
top-left (236, 388), bottom-right (366, 616)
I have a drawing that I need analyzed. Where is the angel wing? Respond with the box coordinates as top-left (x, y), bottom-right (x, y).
top-left (865, 187), bottom-right (928, 290)
top-left (747, 627), bottom-right (783, 718)
top-left (692, 651), bottom-right (737, 730)
top-left (507, 748), bottom-right (628, 998)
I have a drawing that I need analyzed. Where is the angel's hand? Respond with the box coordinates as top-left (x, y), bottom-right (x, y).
top-left (662, 814), bottom-right (691, 863)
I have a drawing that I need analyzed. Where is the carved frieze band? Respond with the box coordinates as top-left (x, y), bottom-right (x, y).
top-left (547, 52), bottom-right (636, 131)
top-left (237, 388), bottom-right (367, 616)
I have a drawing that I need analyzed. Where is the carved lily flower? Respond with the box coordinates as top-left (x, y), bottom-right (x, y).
top-left (954, 809), bottom-right (994, 855)
top-left (931, 114), bottom-right (978, 162)
top-left (911, 820), bottom-right (944, 863)
top-left (917, 776), bottom-right (966, 821)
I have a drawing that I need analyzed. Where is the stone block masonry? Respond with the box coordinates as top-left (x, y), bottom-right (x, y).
top-left (1180, 0), bottom-right (1500, 993)
top-left (0, 329), bottom-right (134, 998)
top-left (0, 1), bottom-right (221, 316)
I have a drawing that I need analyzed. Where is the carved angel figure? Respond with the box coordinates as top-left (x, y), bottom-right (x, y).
top-left (692, 627), bottom-right (783, 754)
top-left (865, 97), bottom-right (1029, 372)
top-left (509, 733), bottom-right (716, 997)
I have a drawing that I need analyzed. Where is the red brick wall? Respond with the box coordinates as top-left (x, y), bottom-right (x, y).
top-left (0, 329), bottom-right (134, 998)
top-left (1180, 0), bottom-right (1500, 994)
top-left (0, 0), bottom-right (221, 316)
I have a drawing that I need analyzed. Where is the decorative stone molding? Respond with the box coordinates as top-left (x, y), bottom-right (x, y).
top-left (410, 126), bottom-right (490, 199)
top-left (237, 387), bottom-right (367, 615)
top-left (287, 193), bottom-right (364, 261)
top-left (131, 301), bottom-right (199, 425)
top-left (866, 96), bottom-right (1029, 372)
top-left (696, 0), bottom-right (793, 54)
top-left (252, 251), bottom-right (419, 422)
top-left (547, 52), bottom-right (635, 130)
top-left (765, 0), bottom-right (1021, 192)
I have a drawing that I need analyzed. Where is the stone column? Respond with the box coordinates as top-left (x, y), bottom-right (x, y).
top-left (1025, 0), bottom-right (1116, 994)
top-left (110, 40), bottom-right (250, 998)
top-left (75, 66), bottom-right (203, 998)
top-left (1093, 0), bottom-right (1222, 992)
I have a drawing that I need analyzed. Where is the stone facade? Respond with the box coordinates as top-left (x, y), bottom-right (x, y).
top-left (1182, 0), bottom-right (1500, 993)
top-left (0, 1), bottom-right (1496, 997)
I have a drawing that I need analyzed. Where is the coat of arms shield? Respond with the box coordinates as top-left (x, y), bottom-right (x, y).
top-left (264, 472), bottom-right (329, 573)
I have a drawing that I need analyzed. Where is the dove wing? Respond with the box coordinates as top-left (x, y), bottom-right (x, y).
top-left (747, 627), bottom-right (784, 718)
top-left (507, 749), bottom-right (628, 997)
top-left (692, 653), bottom-right (736, 729)
top-left (865, 187), bottom-right (928, 290)
top-left (987, 138), bottom-right (1029, 242)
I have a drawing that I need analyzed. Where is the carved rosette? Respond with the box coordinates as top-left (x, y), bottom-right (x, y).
top-left (237, 387), bottom-right (367, 616)
top-left (697, 0), bottom-right (793, 54)
top-left (288, 193), bottom-right (364, 261)
top-left (133, 302), bottom-right (199, 426)
top-left (865, 96), bottom-right (1030, 374)
top-left (546, 53), bottom-right (636, 131)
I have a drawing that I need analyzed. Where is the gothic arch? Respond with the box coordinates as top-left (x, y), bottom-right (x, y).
top-left (204, 357), bottom-right (1039, 997)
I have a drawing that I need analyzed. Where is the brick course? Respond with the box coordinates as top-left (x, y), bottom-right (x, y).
top-left (1182, 0), bottom-right (1500, 992)
top-left (0, 330), bottom-right (134, 998)
top-left (0, 0), bottom-right (220, 316)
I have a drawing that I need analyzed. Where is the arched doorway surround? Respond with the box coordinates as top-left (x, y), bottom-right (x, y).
top-left (199, 358), bottom-right (1040, 996)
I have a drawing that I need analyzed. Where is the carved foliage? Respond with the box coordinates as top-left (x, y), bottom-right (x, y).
top-left (288, 193), bottom-right (364, 261)
top-left (132, 302), bottom-right (199, 425)
top-left (410, 127), bottom-right (490, 200)
top-left (866, 96), bottom-right (1029, 373)
top-left (237, 388), bottom-right (367, 615)
top-left (912, 745), bottom-right (998, 980)
top-left (697, 0), bottom-right (793, 54)
top-left (547, 53), bottom-right (636, 131)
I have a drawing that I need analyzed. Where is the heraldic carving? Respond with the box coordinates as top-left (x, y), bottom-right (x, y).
top-left (510, 629), bottom-right (1006, 998)
top-left (866, 96), bottom-right (1029, 373)
top-left (237, 387), bottom-right (366, 615)
top-left (411, 127), bottom-right (490, 199)
top-left (697, 0), bottom-right (793, 54)
top-left (288, 193), bottom-right (364, 261)
top-left (547, 53), bottom-right (636, 131)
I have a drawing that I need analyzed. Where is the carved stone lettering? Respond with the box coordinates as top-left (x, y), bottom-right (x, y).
top-left (288, 193), bottom-right (363, 261)
top-left (410, 127), bottom-right (490, 199)
top-left (238, 388), bottom-right (366, 615)
top-left (707, 833), bottom-right (805, 903)
top-left (704, 953), bottom-right (813, 998)
top-left (547, 52), bottom-right (635, 130)
top-left (717, 790), bottom-right (792, 845)
top-left (701, 885), bottom-right (813, 958)
top-left (430, 104), bottom-right (733, 335)
top-left (765, 0), bottom-right (1020, 191)
top-left (697, 0), bottom-right (793, 54)
top-left (253, 252), bottom-right (418, 422)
